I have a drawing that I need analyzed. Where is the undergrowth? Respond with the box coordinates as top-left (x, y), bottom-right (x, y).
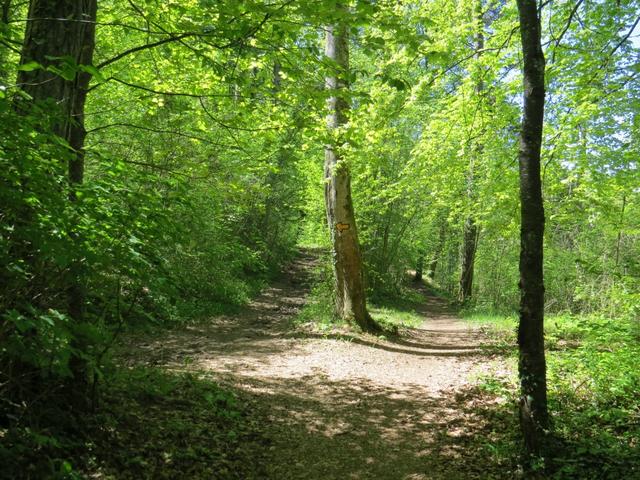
top-left (464, 311), bottom-right (640, 479)
top-left (0, 367), bottom-right (267, 479)
top-left (296, 259), bottom-right (430, 332)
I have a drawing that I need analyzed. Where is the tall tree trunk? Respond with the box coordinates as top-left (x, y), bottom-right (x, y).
top-left (515, 0), bottom-right (549, 458)
top-left (17, 0), bottom-right (98, 374)
top-left (458, 216), bottom-right (478, 301)
top-left (458, 0), bottom-right (484, 304)
top-left (324, 10), bottom-right (379, 333)
top-left (415, 254), bottom-right (424, 282)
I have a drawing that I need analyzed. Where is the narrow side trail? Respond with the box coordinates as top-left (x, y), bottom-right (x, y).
top-left (127, 250), bottom-right (512, 479)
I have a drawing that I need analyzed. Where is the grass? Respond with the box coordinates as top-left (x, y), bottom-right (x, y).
top-left (368, 305), bottom-right (424, 328)
top-left (293, 279), bottom-right (336, 330)
top-left (462, 311), bottom-right (518, 331)
top-left (295, 262), bottom-right (434, 333)
top-left (296, 281), bottom-right (429, 334)
top-left (461, 311), bottom-right (517, 355)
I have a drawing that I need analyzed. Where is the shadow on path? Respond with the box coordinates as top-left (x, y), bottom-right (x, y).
top-left (227, 374), bottom-right (518, 480)
top-left (121, 248), bottom-right (517, 479)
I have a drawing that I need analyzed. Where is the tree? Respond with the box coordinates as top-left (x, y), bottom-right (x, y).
top-left (324, 5), bottom-right (379, 332)
top-left (0, 0), bottom-right (12, 84)
top-left (515, 0), bottom-right (549, 458)
top-left (17, 0), bottom-right (98, 368)
top-left (428, 213), bottom-right (448, 281)
top-left (458, 0), bottom-right (485, 304)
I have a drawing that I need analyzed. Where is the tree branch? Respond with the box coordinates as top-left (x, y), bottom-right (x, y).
top-left (551, 0), bottom-right (584, 62)
top-left (198, 97), bottom-right (280, 132)
top-left (86, 122), bottom-right (242, 149)
top-left (97, 33), bottom-right (194, 69)
top-left (88, 76), bottom-right (244, 99)
top-left (610, 14), bottom-right (640, 57)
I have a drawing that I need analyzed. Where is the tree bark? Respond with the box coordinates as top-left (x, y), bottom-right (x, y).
top-left (324, 12), bottom-right (379, 332)
top-left (515, 0), bottom-right (549, 458)
top-left (428, 216), bottom-right (447, 280)
top-left (458, 0), bottom-right (484, 304)
top-left (0, 0), bottom-right (11, 83)
top-left (17, 0), bottom-right (97, 360)
top-left (458, 216), bottom-right (478, 302)
top-left (414, 254), bottom-right (424, 282)
top-left (615, 195), bottom-right (626, 267)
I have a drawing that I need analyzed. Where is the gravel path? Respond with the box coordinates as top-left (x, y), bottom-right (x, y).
top-left (128, 250), bottom-right (512, 479)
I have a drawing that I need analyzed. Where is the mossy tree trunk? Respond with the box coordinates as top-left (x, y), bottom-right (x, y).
top-left (0, 0), bottom-right (12, 83)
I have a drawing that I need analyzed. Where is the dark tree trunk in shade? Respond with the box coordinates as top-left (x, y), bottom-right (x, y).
top-left (458, 216), bottom-right (478, 302)
top-left (414, 254), bottom-right (424, 282)
top-left (324, 10), bottom-right (379, 333)
top-left (0, 0), bottom-right (11, 83)
top-left (17, 0), bottom-right (97, 360)
top-left (428, 217), bottom-right (447, 280)
top-left (515, 0), bottom-right (549, 457)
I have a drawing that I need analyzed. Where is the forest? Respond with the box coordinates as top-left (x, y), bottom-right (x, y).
top-left (0, 0), bottom-right (638, 478)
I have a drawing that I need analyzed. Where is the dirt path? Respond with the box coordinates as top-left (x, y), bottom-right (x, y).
top-left (127, 250), bottom-right (512, 479)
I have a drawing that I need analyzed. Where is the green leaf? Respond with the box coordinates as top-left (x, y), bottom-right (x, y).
top-left (80, 64), bottom-right (105, 82)
top-left (17, 61), bottom-right (41, 72)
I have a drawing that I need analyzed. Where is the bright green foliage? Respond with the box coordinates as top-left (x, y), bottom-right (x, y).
top-left (0, 102), bottom-right (104, 382)
top-left (329, 0), bottom-right (640, 318)
top-left (546, 315), bottom-right (640, 478)
top-left (1, 0), bottom-right (639, 476)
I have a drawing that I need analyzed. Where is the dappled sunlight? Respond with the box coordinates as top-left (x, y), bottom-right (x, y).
top-left (217, 375), bottom-right (517, 479)
top-left (117, 251), bottom-right (519, 479)
top-left (3, 0), bottom-right (637, 477)
top-left (123, 252), bottom-right (497, 394)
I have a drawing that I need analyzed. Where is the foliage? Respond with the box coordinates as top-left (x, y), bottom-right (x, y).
top-left (2, 1), bottom-right (309, 474)
top-left (1, 0), bottom-right (638, 476)
top-left (294, 251), bottom-right (337, 329)
top-left (0, 367), bottom-right (266, 479)
top-left (468, 312), bottom-right (640, 478)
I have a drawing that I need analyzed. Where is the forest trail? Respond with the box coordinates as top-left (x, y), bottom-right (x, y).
top-left (125, 250), bottom-right (510, 479)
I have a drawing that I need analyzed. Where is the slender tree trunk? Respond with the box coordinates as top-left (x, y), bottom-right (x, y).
top-left (324, 11), bottom-right (379, 333)
top-left (415, 254), bottom-right (424, 282)
top-left (17, 0), bottom-right (98, 375)
top-left (1, 0), bottom-right (9, 25)
top-left (458, 0), bottom-right (485, 304)
top-left (272, 60), bottom-right (282, 90)
top-left (378, 215), bottom-right (391, 285)
top-left (515, 0), bottom-right (549, 459)
top-left (615, 195), bottom-right (626, 267)
top-left (0, 0), bottom-right (11, 83)
top-left (427, 256), bottom-right (438, 280)
top-left (260, 60), bottom-right (287, 260)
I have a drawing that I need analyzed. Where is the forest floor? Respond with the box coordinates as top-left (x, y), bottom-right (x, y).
top-left (115, 250), bottom-right (519, 479)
